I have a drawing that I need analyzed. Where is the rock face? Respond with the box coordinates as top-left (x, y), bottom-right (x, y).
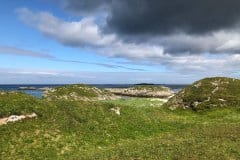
top-left (165, 77), bottom-right (240, 111)
top-left (0, 113), bottom-right (37, 126)
top-left (110, 107), bottom-right (121, 116)
top-left (106, 85), bottom-right (174, 98)
top-left (44, 84), bottom-right (119, 101)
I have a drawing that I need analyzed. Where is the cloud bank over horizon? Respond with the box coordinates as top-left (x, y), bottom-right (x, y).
top-left (0, 67), bottom-right (234, 84)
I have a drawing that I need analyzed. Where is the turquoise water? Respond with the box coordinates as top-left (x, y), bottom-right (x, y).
top-left (0, 85), bottom-right (63, 98)
top-left (20, 90), bottom-right (44, 98)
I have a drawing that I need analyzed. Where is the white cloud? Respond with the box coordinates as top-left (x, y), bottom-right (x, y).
top-left (100, 42), bottom-right (165, 59)
top-left (0, 45), bottom-right (54, 59)
top-left (0, 67), bottom-right (219, 84)
top-left (16, 8), bottom-right (116, 47)
top-left (1, 68), bottom-right (60, 76)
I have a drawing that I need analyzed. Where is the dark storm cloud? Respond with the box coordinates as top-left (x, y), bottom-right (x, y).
top-left (64, 0), bottom-right (240, 35)
top-left (63, 0), bottom-right (110, 14)
top-left (109, 0), bottom-right (240, 35)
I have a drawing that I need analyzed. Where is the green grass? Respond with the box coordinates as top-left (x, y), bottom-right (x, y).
top-left (0, 93), bottom-right (240, 159)
top-left (105, 97), bottom-right (165, 107)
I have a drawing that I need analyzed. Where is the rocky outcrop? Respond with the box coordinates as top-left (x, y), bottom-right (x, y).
top-left (106, 85), bottom-right (174, 98)
top-left (110, 107), bottom-right (121, 115)
top-left (0, 113), bottom-right (37, 126)
top-left (165, 77), bottom-right (240, 111)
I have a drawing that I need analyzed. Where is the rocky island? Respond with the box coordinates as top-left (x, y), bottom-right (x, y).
top-left (106, 85), bottom-right (174, 98)
top-left (18, 86), bottom-right (37, 90)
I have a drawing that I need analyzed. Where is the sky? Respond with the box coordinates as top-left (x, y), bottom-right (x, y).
top-left (0, 0), bottom-right (240, 84)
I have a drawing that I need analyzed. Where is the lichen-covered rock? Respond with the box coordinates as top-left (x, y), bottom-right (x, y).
top-left (44, 84), bottom-right (119, 101)
top-left (165, 77), bottom-right (240, 111)
top-left (106, 85), bottom-right (174, 98)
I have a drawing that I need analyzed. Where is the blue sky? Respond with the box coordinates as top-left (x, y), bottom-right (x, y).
top-left (0, 0), bottom-right (239, 84)
top-left (0, 1), bottom-right (148, 72)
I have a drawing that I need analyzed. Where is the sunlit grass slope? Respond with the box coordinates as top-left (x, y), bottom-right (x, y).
top-left (0, 83), bottom-right (240, 159)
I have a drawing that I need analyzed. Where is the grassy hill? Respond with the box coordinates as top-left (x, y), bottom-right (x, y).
top-left (44, 84), bottom-right (118, 101)
top-left (165, 77), bottom-right (240, 111)
top-left (0, 81), bottom-right (240, 159)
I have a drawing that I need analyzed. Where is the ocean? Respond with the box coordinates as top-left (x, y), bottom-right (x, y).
top-left (0, 84), bottom-right (188, 98)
